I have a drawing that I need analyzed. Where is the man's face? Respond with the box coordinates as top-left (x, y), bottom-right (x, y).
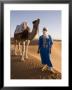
top-left (43, 30), bottom-right (48, 36)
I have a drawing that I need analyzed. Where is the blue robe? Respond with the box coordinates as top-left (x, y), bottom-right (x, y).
top-left (39, 35), bottom-right (53, 67)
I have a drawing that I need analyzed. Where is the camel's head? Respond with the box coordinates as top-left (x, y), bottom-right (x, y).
top-left (32, 18), bottom-right (40, 26)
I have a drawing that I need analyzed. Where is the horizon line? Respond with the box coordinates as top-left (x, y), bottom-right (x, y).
top-left (11, 37), bottom-right (61, 41)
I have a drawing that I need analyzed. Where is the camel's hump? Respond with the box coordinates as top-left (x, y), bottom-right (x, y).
top-left (14, 25), bottom-right (23, 34)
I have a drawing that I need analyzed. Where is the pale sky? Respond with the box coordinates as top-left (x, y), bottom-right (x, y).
top-left (10, 10), bottom-right (61, 40)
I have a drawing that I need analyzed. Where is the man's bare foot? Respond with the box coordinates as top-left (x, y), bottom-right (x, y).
top-left (42, 65), bottom-right (48, 71)
top-left (51, 68), bottom-right (56, 73)
top-left (48, 67), bottom-right (55, 73)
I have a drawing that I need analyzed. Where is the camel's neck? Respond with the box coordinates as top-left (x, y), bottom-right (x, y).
top-left (29, 24), bottom-right (39, 40)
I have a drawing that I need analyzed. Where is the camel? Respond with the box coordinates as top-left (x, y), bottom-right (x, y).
top-left (14, 18), bottom-right (40, 61)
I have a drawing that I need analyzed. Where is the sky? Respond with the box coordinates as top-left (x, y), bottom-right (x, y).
top-left (10, 10), bottom-right (61, 40)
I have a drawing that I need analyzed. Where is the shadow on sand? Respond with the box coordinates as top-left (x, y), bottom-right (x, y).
top-left (11, 55), bottom-right (61, 79)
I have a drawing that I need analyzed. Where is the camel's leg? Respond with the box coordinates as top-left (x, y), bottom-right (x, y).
top-left (21, 41), bottom-right (25, 61)
top-left (14, 40), bottom-right (17, 55)
top-left (18, 42), bottom-right (22, 55)
top-left (25, 40), bottom-right (30, 59)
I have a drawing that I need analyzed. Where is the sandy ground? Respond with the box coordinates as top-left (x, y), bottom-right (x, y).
top-left (11, 40), bottom-right (61, 79)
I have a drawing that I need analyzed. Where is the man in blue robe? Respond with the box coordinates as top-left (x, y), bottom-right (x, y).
top-left (38, 27), bottom-right (54, 72)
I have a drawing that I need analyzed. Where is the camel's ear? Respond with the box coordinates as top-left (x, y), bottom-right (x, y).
top-left (37, 18), bottom-right (40, 22)
top-left (32, 18), bottom-right (40, 24)
top-left (32, 20), bottom-right (36, 24)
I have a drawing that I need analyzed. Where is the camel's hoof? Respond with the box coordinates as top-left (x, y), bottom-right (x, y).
top-left (20, 53), bottom-right (22, 56)
top-left (15, 53), bottom-right (17, 55)
top-left (21, 59), bottom-right (25, 61)
top-left (21, 57), bottom-right (25, 61)
top-left (25, 56), bottom-right (28, 59)
top-left (21, 60), bottom-right (25, 62)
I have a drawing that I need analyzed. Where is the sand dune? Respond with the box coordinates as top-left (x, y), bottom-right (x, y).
top-left (11, 40), bottom-right (61, 79)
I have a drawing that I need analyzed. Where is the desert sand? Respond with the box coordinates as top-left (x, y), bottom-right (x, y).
top-left (11, 40), bottom-right (61, 79)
